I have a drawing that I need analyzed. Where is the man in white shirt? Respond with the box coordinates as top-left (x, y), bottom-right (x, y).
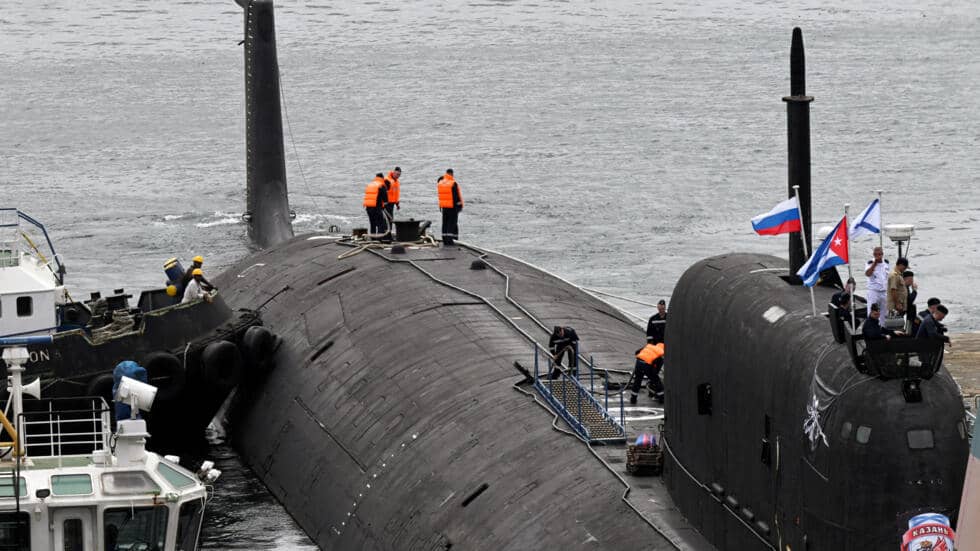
top-left (864, 246), bottom-right (889, 316)
top-left (182, 268), bottom-right (211, 303)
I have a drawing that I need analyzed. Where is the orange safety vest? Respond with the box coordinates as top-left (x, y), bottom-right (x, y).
top-left (386, 172), bottom-right (400, 204)
top-left (363, 177), bottom-right (385, 208)
top-left (636, 343), bottom-right (665, 364)
top-left (437, 175), bottom-right (462, 209)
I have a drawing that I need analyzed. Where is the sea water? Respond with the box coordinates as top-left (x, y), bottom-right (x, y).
top-left (3, 1), bottom-right (977, 547)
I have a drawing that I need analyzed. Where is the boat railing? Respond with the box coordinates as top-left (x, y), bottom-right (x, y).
top-left (13, 397), bottom-right (113, 458)
top-left (844, 329), bottom-right (945, 379)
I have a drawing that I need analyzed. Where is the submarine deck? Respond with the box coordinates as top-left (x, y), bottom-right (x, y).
top-left (219, 234), bottom-right (715, 550)
top-left (343, 238), bottom-right (716, 549)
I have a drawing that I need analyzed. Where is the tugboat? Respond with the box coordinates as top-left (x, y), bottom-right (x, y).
top-left (0, 345), bottom-right (219, 550)
top-left (0, 208), bottom-right (277, 449)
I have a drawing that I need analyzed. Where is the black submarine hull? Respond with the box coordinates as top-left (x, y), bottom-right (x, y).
top-left (663, 253), bottom-right (968, 549)
top-left (215, 236), bottom-right (690, 550)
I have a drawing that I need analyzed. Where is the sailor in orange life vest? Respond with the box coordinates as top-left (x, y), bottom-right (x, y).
top-left (630, 342), bottom-right (665, 405)
top-left (436, 168), bottom-right (463, 246)
top-left (363, 173), bottom-right (389, 235)
top-left (384, 167), bottom-right (401, 221)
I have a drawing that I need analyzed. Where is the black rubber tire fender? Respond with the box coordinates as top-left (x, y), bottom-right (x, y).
top-left (242, 325), bottom-right (275, 370)
top-left (201, 340), bottom-right (243, 391)
top-left (85, 373), bottom-right (116, 406)
top-left (143, 351), bottom-right (186, 403)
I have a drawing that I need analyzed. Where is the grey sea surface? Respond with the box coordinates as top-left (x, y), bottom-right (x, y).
top-left (2, 0), bottom-right (978, 548)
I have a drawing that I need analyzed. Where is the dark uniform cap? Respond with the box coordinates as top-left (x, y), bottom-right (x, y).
top-left (870, 303), bottom-right (880, 311)
top-left (927, 297), bottom-right (941, 307)
top-left (658, 299), bottom-right (666, 305)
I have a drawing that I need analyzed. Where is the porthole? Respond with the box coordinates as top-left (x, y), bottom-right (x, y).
top-left (856, 426), bottom-right (872, 444)
top-left (840, 421), bottom-right (853, 440)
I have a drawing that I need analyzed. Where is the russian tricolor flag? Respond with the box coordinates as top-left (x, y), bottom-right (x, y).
top-left (751, 197), bottom-right (802, 236)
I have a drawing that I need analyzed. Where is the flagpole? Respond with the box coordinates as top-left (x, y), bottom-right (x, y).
top-left (876, 189), bottom-right (884, 249)
top-left (793, 185), bottom-right (817, 317)
top-left (845, 203), bottom-right (856, 330)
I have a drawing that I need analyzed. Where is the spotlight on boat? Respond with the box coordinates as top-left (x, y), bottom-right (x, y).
top-left (115, 376), bottom-right (158, 418)
top-left (164, 454), bottom-right (181, 464)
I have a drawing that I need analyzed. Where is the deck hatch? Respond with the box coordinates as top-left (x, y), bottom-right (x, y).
top-left (101, 471), bottom-right (160, 495)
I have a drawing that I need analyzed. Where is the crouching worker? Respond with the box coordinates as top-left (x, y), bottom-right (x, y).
top-left (182, 268), bottom-right (214, 304)
top-left (548, 326), bottom-right (579, 379)
top-left (630, 342), bottom-right (665, 405)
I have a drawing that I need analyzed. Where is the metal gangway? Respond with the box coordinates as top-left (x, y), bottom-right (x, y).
top-left (531, 343), bottom-right (626, 444)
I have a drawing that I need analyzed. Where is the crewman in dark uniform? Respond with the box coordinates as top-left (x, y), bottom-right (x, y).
top-left (630, 343), bottom-right (665, 405)
top-left (862, 303), bottom-right (903, 340)
top-left (548, 326), bottom-right (579, 379)
top-left (903, 270), bottom-right (917, 331)
top-left (646, 299), bottom-right (667, 343)
top-left (916, 305), bottom-right (950, 344)
top-left (832, 292), bottom-right (853, 328)
top-left (363, 173), bottom-right (388, 235)
top-left (916, 304), bottom-right (950, 366)
top-left (912, 297), bottom-right (941, 335)
top-left (437, 169), bottom-right (463, 246)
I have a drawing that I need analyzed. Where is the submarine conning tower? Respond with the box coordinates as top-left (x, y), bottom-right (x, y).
top-left (662, 253), bottom-right (968, 549)
top-left (784, 27), bottom-right (812, 280)
top-left (240, 0), bottom-right (293, 249)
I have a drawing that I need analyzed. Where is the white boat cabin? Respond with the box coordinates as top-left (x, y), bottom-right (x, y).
top-left (0, 346), bottom-right (216, 551)
top-left (0, 209), bottom-right (66, 339)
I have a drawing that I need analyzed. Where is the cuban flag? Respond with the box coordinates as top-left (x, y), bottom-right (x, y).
top-left (850, 198), bottom-right (881, 239)
top-left (751, 197), bottom-right (802, 235)
top-left (796, 216), bottom-right (848, 287)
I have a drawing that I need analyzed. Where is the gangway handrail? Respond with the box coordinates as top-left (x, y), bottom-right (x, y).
top-left (530, 343), bottom-right (626, 443)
